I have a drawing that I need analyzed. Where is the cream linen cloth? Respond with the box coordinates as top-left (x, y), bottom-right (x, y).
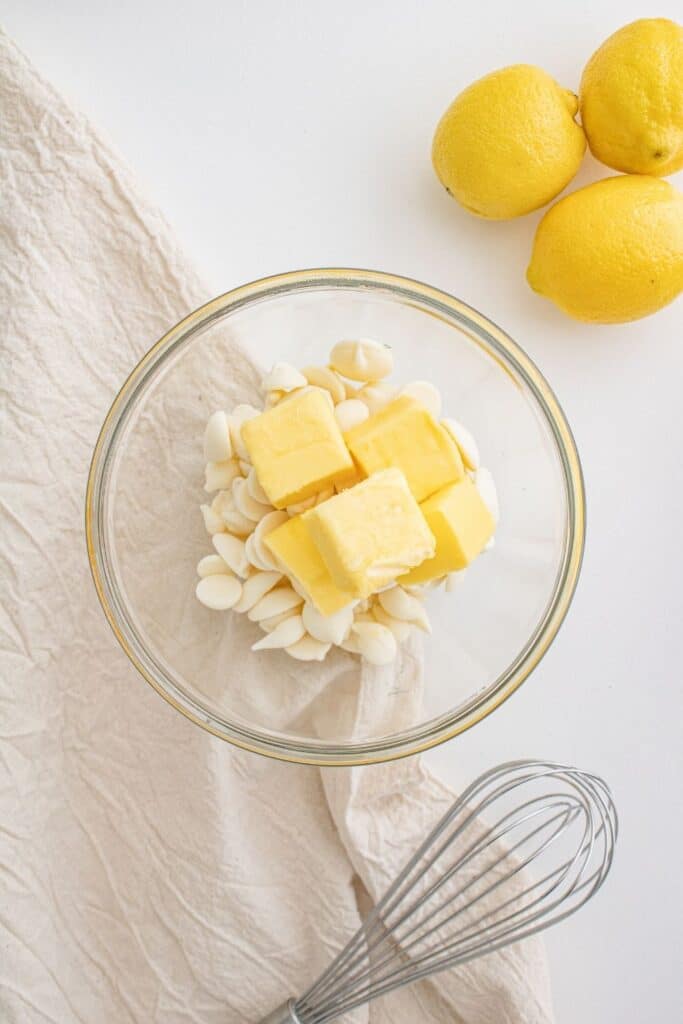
top-left (0, 31), bottom-right (554, 1024)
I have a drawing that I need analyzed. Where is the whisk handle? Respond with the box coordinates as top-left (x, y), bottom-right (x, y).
top-left (258, 1000), bottom-right (301, 1024)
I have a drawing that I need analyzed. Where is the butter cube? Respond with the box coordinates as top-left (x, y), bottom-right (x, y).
top-left (400, 476), bottom-right (495, 585)
top-left (344, 396), bottom-right (464, 502)
top-left (264, 514), bottom-right (356, 615)
top-left (242, 389), bottom-right (354, 509)
top-left (305, 468), bottom-right (435, 598)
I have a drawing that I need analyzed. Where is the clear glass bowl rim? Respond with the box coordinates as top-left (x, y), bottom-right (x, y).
top-left (86, 268), bottom-right (585, 766)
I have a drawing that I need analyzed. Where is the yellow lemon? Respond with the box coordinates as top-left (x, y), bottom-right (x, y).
top-left (527, 176), bottom-right (683, 324)
top-left (580, 18), bottom-right (683, 176)
top-left (432, 65), bottom-right (586, 219)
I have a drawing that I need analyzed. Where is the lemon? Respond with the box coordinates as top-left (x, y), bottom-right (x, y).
top-left (432, 65), bottom-right (586, 220)
top-left (527, 176), bottom-right (683, 323)
top-left (580, 18), bottom-right (683, 176)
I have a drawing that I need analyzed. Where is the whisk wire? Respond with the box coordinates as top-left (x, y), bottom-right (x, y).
top-left (302, 811), bottom-right (586, 1022)
top-left (321, 800), bottom-right (580, 1007)
top-left (305, 797), bottom-right (583, 1012)
top-left (291, 761), bottom-right (617, 1024)
top-left (304, 789), bottom-right (573, 1010)
top-left (300, 763), bottom-right (554, 1009)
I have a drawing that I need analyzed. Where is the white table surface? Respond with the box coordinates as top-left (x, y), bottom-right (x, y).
top-left (5, 2), bottom-right (682, 1021)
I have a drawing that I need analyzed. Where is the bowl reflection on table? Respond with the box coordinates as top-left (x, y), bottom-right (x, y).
top-left (86, 269), bottom-right (584, 765)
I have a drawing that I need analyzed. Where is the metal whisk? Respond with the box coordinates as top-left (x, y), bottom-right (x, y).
top-left (260, 760), bottom-right (617, 1024)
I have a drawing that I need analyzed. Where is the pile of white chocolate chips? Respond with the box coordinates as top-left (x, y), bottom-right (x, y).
top-left (195, 339), bottom-right (498, 664)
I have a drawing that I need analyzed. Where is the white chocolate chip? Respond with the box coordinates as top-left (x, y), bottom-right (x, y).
top-left (204, 459), bottom-right (241, 493)
top-left (263, 363), bottom-right (307, 393)
top-left (247, 585), bottom-right (303, 622)
top-left (286, 488), bottom-right (335, 516)
top-left (211, 491), bottom-right (254, 536)
top-left (203, 411), bottom-right (232, 463)
top-left (350, 621), bottom-right (398, 665)
top-left (334, 399), bottom-right (370, 432)
top-left (285, 636), bottom-right (332, 661)
top-left (212, 533), bottom-right (250, 578)
top-left (197, 554), bottom-right (230, 578)
top-left (356, 381), bottom-right (397, 414)
top-left (315, 487), bottom-right (335, 506)
top-left (222, 506), bottom-right (254, 538)
top-left (287, 575), bottom-right (310, 601)
top-left (232, 401), bottom-right (261, 419)
top-left (245, 533), bottom-right (274, 571)
top-left (200, 503), bottom-right (226, 536)
top-left (233, 570), bottom-right (283, 613)
top-left (232, 476), bottom-right (272, 522)
top-left (247, 466), bottom-right (270, 504)
top-left (195, 574), bottom-right (242, 610)
top-left (238, 459), bottom-right (251, 475)
top-left (372, 604), bottom-right (414, 642)
top-left (285, 486), bottom-right (334, 517)
top-left (250, 510), bottom-right (289, 570)
top-left (441, 418), bottom-right (480, 471)
top-left (339, 632), bottom-right (361, 654)
top-left (475, 467), bottom-right (499, 523)
top-left (378, 587), bottom-right (431, 633)
top-left (354, 609), bottom-right (376, 624)
top-left (422, 579), bottom-right (442, 593)
top-left (229, 404), bottom-right (260, 461)
top-left (400, 381), bottom-right (442, 417)
top-left (302, 602), bottom-right (354, 645)
top-left (259, 607), bottom-right (300, 632)
top-left (302, 365), bottom-right (347, 404)
top-left (252, 614), bottom-right (306, 651)
top-left (330, 339), bottom-right (393, 382)
top-left (286, 494), bottom-right (318, 515)
top-left (278, 385), bottom-right (334, 409)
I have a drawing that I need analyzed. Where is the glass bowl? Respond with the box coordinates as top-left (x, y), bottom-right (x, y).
top-left (86, 269), bottom-right (584, 765)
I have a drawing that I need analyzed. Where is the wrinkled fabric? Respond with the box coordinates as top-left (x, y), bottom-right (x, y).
top-left (0, 31), bottom-right (554, 1024)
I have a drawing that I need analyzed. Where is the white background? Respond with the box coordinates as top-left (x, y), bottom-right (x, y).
top-left (4, 2), bottom-right (682, 1021)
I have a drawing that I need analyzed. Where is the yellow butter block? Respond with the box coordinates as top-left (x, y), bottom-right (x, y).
top-left (264, 514), bottom-right (355, 615)
top-left (400, 476), bottom-right (495, 585)
top-left (344, 396), bottom-right (464, 502)
top-left (242, 389), bottom-right (354, 509)
top-left (305, 468), bottom-right (435, 598)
